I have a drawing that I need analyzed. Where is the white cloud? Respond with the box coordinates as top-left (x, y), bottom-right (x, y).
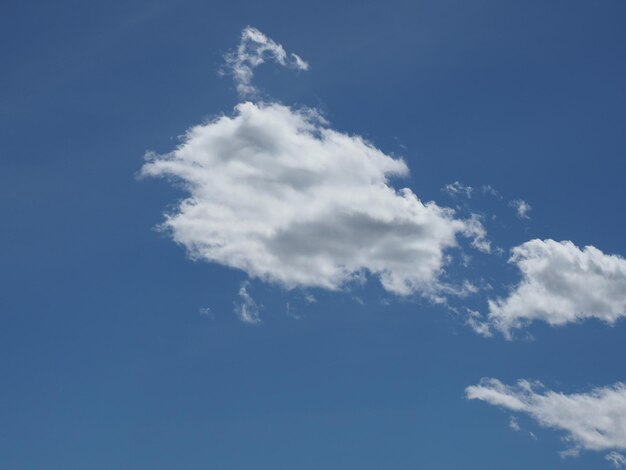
top-left (466, 378), bottom-right (626, 456)
top-left (466, 309), bottom-right (493, 337)
top-left (285, 301), bottom-right (303, 320)
top-left (234, 282), bottom-right (261, 324)
top-left (223, 26), bottom-right (309, 97)
top-left (141, 101), bottom-right (488, 298)
top-left (509, 416), bottom-right (521, 432)
top-left (477, 239), bottom-right (626, 337)
top-left (443, 181), bottom-right (473, 198)
top-left (510, 198), bottom-right (532, 219)
top-left (464, 213), bottom-right (491, 253)
top-left (607, 451), bottom-right (626, 468)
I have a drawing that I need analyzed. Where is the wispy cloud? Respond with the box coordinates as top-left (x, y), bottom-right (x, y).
top-left (222, 26), bottom-right (309, 97)
top-left (466, 378), bottom-right (626, 457)
top-left (510, 198), bottom-right (532, 219)
top-left (442, 181), bottom-right (473, 199)
top-left (607, 451), bottom-right (626, 469)
top-left (199, 306), bottom-right (215, 319)
top-left (234, 282), bottom-right (262, 324)
top-left (509, 416), bottom-right (521, 432)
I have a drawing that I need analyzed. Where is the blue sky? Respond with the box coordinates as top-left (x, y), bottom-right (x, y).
top-left (2, 1), bottom-right (626, 468)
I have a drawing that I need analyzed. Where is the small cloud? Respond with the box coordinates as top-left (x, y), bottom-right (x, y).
top-left (142, 101), bottom-right (487, 300)
top-left (509, 416), bottom-right (521, 432)
top-left (510, 199), bottom-right (532, 219)
top-left (285, 301), bottom-right (303, 320)
top-left (234, 282), bottom-right (262, 324)
top-left (466, 378), bottom-right (626, 458)
top-left (481, 185), bottom-right (502, 199)
top-left (352, 295), bottom-right (365, 305)
top-left (606, 451), bottom-right (626, 469)
top-left (439, 280), bottom-right (480, 299)
top-left (222, 26), bottom-right (309, 97)
top-left (304, 294), bottom-right (317, 304)
top-left (559, 448), bottom-right (581, 459)
top-left (442, 181), bottom-right (473, 198)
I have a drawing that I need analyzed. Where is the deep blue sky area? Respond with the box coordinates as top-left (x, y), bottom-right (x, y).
top-left (2, 1), bottom-right (626, 469)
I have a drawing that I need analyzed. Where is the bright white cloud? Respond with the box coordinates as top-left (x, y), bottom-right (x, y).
top-left (466, 378), bottom-right (626, 456)
top-left (142, 101), bottom-right (488, 298)
top-left (474, 239), bottom-right (626, 337)
top-left (510, 198), bottom-right (532, 219)
top-left (234, 282), bottom-right (261, 324)
top-left (607, 451), bottom-right (626, 468)
top-left (223, 26), bottom-right (309, 97)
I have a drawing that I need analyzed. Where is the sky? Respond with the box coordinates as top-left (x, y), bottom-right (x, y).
top-left (2, 1), bottom-right (626, 468)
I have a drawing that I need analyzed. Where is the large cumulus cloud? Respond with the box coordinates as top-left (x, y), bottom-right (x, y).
top-left (141, 101), bottom-right (487, 297)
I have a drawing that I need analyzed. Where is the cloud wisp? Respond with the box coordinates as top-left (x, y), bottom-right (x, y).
top-left (471, 239), bottom-right (626, 337)
top-left (222, 26), bottom-right (309, 97)
top-left (442, 181), bottom-right (473, 199)
top-left (466, 378), bottom-right (626, 458)
top-left (607, 451), bottom-right (626, 469)
top-left (510, 198), bottom-right (532, 219)
top-left (234, 282), bottom-right (261, 324)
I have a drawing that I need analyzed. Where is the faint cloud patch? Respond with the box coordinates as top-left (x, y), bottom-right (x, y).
top-left (509, 416), bottom-right (521, 431)
top-left (142, 102), bottom-right (488, 299)
top-left (510, 199), bottom-right (532, 219)
top-left (198, 307), bottom-right (215, 319)
top-left (481, 185), bottom-right (502, 199)
top-left (466, 378), bottom-right (626, 458)
top-left (234, 282), bottom-right (262, 324)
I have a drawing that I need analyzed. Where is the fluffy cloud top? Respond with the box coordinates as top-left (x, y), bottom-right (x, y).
top-left (480, 239), bottom-right (626, 337)
top-left (141, 102), bottom-right (487, 297)
top-left (466, 378), bottom-right (626, 455)
top-left (223, 26), bottom-right (309, 97)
